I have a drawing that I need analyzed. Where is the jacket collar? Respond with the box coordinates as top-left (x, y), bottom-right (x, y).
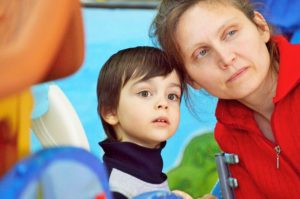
top-left (216, 99), bottom-right (257, 132)
top-left (273, 36), bottom-right (300, 102)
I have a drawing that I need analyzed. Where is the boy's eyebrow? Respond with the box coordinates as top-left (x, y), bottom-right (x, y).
top-left (130, 78), bottom-right (150, 86)
top-left (131, 78), bottom-right (182, 90)
top-left (169, 82), bottom-right (182, 89)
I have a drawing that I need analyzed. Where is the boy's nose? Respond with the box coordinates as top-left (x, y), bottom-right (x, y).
top-left (156, 99), bottom-right (168, 110)
top-left (157, 104), bottom-right (168, 109)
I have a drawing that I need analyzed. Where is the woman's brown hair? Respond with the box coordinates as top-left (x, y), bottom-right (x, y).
top-left (150, 0), bottom-right (279, 80)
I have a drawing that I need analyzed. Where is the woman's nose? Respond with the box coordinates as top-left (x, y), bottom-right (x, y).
top-left (216, 47), bottom-right (236, 69)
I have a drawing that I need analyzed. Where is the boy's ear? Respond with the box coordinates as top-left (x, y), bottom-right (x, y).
top-left (101, 108), bottom-right (118, 125)
top-left (253, 11), bottom-right (271, 42)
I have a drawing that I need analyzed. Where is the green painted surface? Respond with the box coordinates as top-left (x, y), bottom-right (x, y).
top-left (167, 132), bottom-right (220, 198)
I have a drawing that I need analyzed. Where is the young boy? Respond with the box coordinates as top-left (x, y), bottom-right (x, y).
top-left (96, 46), bottom-right (186, 198)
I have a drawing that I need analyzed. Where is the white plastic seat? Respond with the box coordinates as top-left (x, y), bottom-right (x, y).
top-left (31, 83), bottom-right (90, 150)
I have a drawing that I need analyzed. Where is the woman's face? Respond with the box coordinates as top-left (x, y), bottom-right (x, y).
top-left (175, 2), bottom-right (271, 100)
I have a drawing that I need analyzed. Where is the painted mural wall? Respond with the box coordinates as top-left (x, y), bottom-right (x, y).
top-left (50, 8), bottom-right (219, 197)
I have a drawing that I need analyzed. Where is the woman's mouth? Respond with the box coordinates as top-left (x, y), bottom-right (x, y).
top-left (227, 67), bottom-right (249, 83)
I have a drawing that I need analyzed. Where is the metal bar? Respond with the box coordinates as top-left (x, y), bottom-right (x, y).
top-left (215, 153), bottom-right (238, 199)
top-left (81, 1), bottom-right (159, 9)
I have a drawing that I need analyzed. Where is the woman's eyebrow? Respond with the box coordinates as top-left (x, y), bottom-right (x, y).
top-left (217, 17), bottom-right (236, 36)
top-left (187, 17), bottom-right (237, 52)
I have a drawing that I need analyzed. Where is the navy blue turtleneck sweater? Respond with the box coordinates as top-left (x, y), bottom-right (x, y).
top-left (99, 140), bottom-right (169, 199)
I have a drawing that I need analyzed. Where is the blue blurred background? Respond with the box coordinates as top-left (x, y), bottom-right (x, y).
top-left (49, 8), bottom-right (218, 172)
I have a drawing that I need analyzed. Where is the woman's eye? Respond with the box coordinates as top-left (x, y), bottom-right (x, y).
top-left (226, 30), bottom-right (237, 39)
top-left (198, 49), bottom-right (207, 57)
top-left (195, 47), bottom-right (209, 60)
top-left (168, 93), bottom-right (180, 101)
top-left (138, 90), bottom-right (151, 97)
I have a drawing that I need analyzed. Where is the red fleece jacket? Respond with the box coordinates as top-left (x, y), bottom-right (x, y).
top-left (215, 36), bottom-right (300, 199)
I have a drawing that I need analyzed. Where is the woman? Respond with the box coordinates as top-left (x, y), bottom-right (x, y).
top-left (151, 0), bottom-right (300, 198)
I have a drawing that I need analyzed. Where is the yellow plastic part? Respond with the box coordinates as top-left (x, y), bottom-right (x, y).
top-left (0, 90), bottom-right (33, 176)
top-left (0, 0), bottom-right (84, 177)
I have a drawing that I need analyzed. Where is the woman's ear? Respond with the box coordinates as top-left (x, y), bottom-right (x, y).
top-left (187, 76), bottom-right (202, 90)
top-left (101, 108), bottom-right (118, 125)
top-left (253, 11), bottom-right (271, 42)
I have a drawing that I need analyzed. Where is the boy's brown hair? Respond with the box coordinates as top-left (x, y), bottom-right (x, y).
top-left (97, 46), bottom-right (185, 141)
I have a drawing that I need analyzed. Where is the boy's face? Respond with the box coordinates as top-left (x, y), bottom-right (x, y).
top-left (107, 70), bottom-right (181, 148)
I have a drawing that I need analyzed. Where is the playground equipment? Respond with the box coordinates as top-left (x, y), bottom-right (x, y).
top-left (213, 153), bottom-right (239, 199)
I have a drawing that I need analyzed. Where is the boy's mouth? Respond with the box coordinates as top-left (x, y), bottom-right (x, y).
top-left (152, 117), bottom-right (169, 125)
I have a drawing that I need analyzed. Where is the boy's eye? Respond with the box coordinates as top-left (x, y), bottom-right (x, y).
top-left (168, 93), bottom-right (180, 101)
top-left (138, 90), bottom-right (151, 97)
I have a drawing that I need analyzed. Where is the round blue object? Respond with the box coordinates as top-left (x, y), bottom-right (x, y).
top-left (0, 147), bottom-right (112, 199)
top-left (133, 190), bottom-right (183, 199)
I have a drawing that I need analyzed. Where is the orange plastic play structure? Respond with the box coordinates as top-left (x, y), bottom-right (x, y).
top-left (0, 0), bottom-right (84, 176)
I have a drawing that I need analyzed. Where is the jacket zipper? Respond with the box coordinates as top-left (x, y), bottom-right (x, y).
top-left (257, 111), bottom-right (282, 170)
top-left (274, 145), bottom-right (281, 169)
top-left (271, 108), bottom-right (300, 175)
top-left (270, 105), bottom-right (281, 170)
